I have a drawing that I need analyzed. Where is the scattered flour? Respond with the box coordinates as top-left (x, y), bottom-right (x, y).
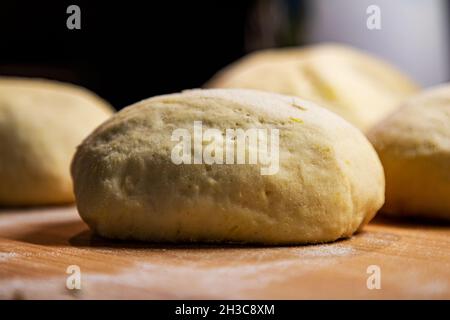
top-left (292, 245), bottom-right (356, 257)
top-left (0, 252), bottom-right (18, 262)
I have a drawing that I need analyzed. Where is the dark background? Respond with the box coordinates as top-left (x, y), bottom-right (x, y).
top-left (0, 1), bottom-right (266, 109)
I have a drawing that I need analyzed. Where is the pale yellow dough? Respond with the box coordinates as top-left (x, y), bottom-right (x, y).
top-left (206, 43), bottom-right (418, 132)
top-left (369, 84), bottom-right (450, 220)
top-left (72, 89), bottom-right (384, 244)
top-left (0, 77), bottom-right (114, 206)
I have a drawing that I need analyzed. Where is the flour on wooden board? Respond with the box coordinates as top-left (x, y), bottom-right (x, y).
top-left (0, 243), bottom-right (354, 298)
top-left (0, 252), bottom-right (18, 262)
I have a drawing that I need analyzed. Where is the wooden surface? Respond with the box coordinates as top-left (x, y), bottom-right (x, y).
top-left (0, 206), bottom-right (449, 299)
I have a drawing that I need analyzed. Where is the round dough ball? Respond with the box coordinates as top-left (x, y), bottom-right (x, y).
top-left (368, 84), bottom-right (450, 220)
top-left (206, 44), bottom-right (418, 132)
top-left (72, 89), bottom-right (384, 244)
top-left (0, 77), bottom-right (114, 206)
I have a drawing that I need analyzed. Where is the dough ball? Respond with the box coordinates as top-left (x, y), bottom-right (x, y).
top-left (72, 89), bottom-right (384, 244)
top-left (206, 44), bottom-right (418, 132)
top-left (0, 77), bottom-right (114, 206)
top-left (368, 84), bottom-right (450, 220)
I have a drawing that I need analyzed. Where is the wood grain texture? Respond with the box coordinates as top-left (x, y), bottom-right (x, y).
top-left (0, 206), bottom-right (449, 299)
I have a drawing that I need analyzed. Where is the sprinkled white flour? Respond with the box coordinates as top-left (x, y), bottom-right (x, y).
top-left (292, 245), bottom-right (356, 257)
top-left (0, 252), bottom-right (18, 262)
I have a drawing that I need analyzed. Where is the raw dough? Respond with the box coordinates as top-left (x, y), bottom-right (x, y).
top-left (206, 44), bottom-right (418, 132)
top-left (369, 84), bottom-right (450, 220)
top-left (0, 77), bottom-right (114, 205)
top-left (72, 89), bottom-right (384, 244)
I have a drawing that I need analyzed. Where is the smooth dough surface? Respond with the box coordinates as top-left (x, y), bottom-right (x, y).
top-left (72, 88), bottom-right (384, 244)
top-left (206, 43), bottom-right (418, 132)
top-left (0, 77), bottom-right (114, 205)
top-left (368, 84), bottom-right (450, 220)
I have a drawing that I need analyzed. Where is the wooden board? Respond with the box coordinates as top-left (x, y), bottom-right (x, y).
top-left (0, 206), bottom-right (449, 299)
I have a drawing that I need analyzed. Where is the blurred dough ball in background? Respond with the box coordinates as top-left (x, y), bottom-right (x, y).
top-left (368, 84), bottom-right (450, 220)
top-left (206, 44), bottom-right (419, 132)
top-left (0, 77), bottom-right (114, 206)
top-left (244, 0), bottom-right (449, 88)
